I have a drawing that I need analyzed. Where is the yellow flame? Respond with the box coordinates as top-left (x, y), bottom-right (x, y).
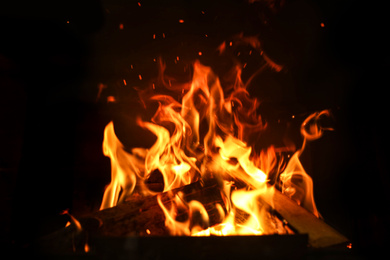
top-left (61, 209), bottom-right (82, 232)
top-left (279, 110), bottom-right (331, 218)
top-left (100, 59), bottom-right (329, 235)
top-left (100, 122), bottom-right (138, 209)
top-left (280, 152), bottom-right (320, 218)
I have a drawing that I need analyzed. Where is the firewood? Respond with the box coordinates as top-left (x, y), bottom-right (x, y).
top-left (38, 181), bottom-right (224, 254)
top-left (88, 181), bottom-right (224, 236)
top-left (259, 187), bottom-right (349, 248)
top-left (38, 180), bottom-right (348, 255)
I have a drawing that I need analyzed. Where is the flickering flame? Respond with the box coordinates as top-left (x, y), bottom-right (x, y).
top-left (61, 209), bottom-right (82, 232)
top-left (100, 57), bottom-right (330, 236)
top-left (279, 110), bottom-right (333, 218)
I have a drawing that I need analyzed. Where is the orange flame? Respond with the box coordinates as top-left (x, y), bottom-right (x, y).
top-left (100, 58), bottom-right (330, 236)
top-left (280, 110), bottom-right (333, 218)
top-left (100, 122), bottom-right (138, 209)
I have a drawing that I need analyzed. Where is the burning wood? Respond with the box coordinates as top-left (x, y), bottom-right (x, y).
top-left (39, 180), bottom-right (346, 255)
top-left (84, 181), bottom-right (224, 237)
top-left (260, 188), bottom-right (348, 248)
top-left (96, 58), bottom-right (340, 238)
top-left (41, 37), bottom-right (349, 255)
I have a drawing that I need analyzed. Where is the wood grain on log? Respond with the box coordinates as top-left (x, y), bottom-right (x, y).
top-left (38, 180), bottom-right (348, 255)
top-left (83, 181), bottom-right (224, 236)
top-left (260, 188), bottom-right (349, 248)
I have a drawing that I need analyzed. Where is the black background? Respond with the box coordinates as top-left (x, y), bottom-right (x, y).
top-left (0, 0), bottom-right (387, 257)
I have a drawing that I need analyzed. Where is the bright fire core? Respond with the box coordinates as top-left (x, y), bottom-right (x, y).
top-left (100, 58), bottom-right (329, 236)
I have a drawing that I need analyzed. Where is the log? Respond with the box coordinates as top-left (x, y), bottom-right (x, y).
top-left (37, 181), bottom-right (225, 254)
top-left (87, 181), bottom-right (224, 237)
top-left (38, 180), bottom-right (348, 255)
top-left (260, 188), bottom-right (349, 248)
top-left (90, 184), bottom-right (348, 248)
top-left (221, 169), bottom-right (349, 248)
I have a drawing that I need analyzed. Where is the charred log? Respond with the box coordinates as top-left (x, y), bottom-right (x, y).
top-left (260, 188), bottom-right (349, 248)
top-left (87, 181), bottom-right (224, 236)
top-left (38, 181), bottom-right (224, 253)
top-left (38, 180), bottom-right (348, 256)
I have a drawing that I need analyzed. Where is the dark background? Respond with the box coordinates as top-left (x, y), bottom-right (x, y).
top-left (0, 0), bottom-right (387, 257)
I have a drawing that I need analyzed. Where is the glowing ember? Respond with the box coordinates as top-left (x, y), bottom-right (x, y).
top-left (99, 57), bottom-right (331, 236)
top-left (107, 96), bottom-right (116, 103)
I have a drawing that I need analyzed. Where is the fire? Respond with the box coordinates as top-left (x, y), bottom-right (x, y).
top-left (100, 58), bottom-right (330, 236)
top-left (61, 209), bottom-right (82, 232)
top-left (280, 110), bottom-right (333, 218)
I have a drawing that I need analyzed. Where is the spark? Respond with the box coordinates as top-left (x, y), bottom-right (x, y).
top-left (107, 96), bottom-right (116, 103)
top-left (320, 22), bottom-right (325, 27)
top-left (198, 51), bottom-right (202, 56)
top-left (179, 19), bottom-right (184, 23)
top-left (137, 2), bottom-right (141, 7)
top-left (139, 74), bottom-right (143, 80)
top-left (119, 23), bottom-right (124, 30)
top-left (123, 79), bottom-right (127, 85)
top-left (84, 242), bottom-right (90, 253)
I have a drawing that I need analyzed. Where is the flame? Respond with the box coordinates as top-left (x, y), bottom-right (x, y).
top-left (61, 209), bottom-right (82, 232)
top-left (280, 152), bottom-right (320, 218)
top-left (280, 110), bottom-right (333, 218)
top-left (157, 192), bottom-right (210, 236)
top-left (100, 122), bottom-right (139, 209)
top-left (100, 58), bottom-right (330, 236)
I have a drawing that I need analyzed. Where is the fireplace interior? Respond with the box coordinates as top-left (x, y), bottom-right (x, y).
top-left (0, 0), bottom-right (388, 259)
